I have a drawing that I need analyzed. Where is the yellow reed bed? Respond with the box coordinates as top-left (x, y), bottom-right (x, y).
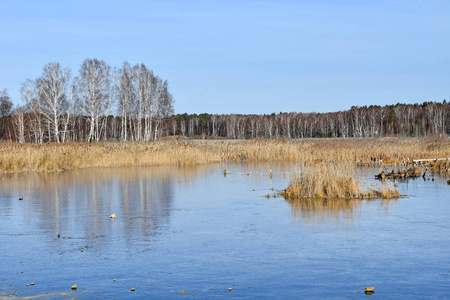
top-left (0, 137), bottom-right (449, 173)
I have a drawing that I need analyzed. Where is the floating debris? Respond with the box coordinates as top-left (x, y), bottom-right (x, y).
top-left (57, 234), bottom-right (60, 238)
top-left (71, 284), bottom-right (77, 290)
top-left (113, 279), bottom-right (116, 282)
top-left (109, 213), bottom-right (116, 220)
top-left (131, 288), bottom-right (135, 292)
top-left (30, 282), bottom-right (35, 286)
top-left (26, 284), bottom-right (29, 287)
top-left (375, 167), bottom-right (422, 180)
top-left (364, 287), bottom-right (374, 292)
top-left (228, 288), bottom-right (233, 291)
top-left (80, 248), bottom-right (83, 252)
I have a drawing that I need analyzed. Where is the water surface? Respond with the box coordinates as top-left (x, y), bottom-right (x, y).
top-left (0, 163), bottom-right (449, 299)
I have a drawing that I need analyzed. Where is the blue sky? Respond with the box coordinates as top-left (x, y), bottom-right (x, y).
top-left (1, 0), bottom-right (449, 114)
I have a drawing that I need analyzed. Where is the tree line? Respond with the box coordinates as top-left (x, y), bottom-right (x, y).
top-left (0, 58), bottom-right (174, 143)
top-left (172, 101), bottom-right (449, 139)
top-left (1, 64), bottom-right (449, 142)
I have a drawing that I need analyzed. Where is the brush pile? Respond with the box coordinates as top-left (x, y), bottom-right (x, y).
top-left (375, 167), bottom-right (422, 180)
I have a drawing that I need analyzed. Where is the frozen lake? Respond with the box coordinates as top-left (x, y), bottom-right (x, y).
top-left (0, 163), bottom-right (449, 299)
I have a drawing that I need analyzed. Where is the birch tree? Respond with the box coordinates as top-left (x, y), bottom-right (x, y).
top-left (74, 58), bottom-right (111, 142)
top-left (11, 106), bottom-right (25, 143)
top-left (116, 62), bottom-right (135, 141)
top-left (35, 63), bottom-right (71, 143)
top-left (21, 80), bottom-right (44, 143)
top-left (153, 79), bottom-right (174, 140)
top-left (132, 64), bottom-right (155, 141)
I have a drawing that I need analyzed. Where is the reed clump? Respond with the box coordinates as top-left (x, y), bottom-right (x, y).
top-left (282, 164), bottom-right (363, 199)
top-left (0, 137), bottom-right (449, 173)
top-left (282, 163), bottom-right (401, 200)
top-left (364, 185), bottom-right (401, 199)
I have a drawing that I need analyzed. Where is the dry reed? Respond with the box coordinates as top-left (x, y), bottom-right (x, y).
top-left (1, 137), bottom-right (449, 173)
top-left (282, 163), bottom-right (401, 200)
top-left (0, 142), bottom-right (224, 172)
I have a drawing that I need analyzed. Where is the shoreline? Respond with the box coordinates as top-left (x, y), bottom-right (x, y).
top-left (1, 137), bottom-right (449, 173)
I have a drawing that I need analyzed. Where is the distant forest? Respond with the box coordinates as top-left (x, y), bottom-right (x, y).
top-left (0, 59), bottom-right (449, 142)
top-left (173, 101), bottom-right (449, 139)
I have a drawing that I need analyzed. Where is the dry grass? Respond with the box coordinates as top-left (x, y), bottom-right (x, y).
top-left (0, 141), bottom-right (224, 172)
top-left (0, 137), bottom-right (449, 173)
top-left (364, 185), bottom-right (402, 199)
top-left (282, 163), bottom-right (401, 200)
top-left (282, 164), bottom-right (363, 199)
top-left (204, 137), bottom-right (450, 166)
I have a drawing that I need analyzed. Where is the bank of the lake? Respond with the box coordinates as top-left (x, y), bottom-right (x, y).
top-left (1, 137), bottom-right (449, 173)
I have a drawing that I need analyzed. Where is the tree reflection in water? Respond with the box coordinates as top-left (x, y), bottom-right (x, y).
top-left (0, 166), bottom-right (203, 253)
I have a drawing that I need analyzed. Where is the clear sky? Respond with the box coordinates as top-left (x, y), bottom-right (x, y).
top-left (1, 0), bottom-right (449, 114)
